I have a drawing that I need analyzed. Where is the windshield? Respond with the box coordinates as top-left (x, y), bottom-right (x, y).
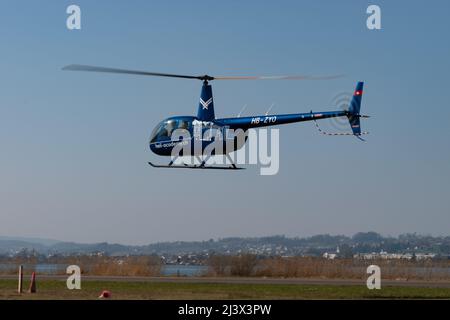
top-left (150, 118), bottom-right (192, 143)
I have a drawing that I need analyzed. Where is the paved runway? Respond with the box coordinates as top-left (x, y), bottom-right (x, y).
top-left (1, 275), bottom-right (450, 288)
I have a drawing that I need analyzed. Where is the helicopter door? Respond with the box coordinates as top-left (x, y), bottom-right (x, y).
top-left (222, 126), bottom-right (232, 140)
top-left (193, 120), bottom-right (202, 140)
top-left (202, 122), bottom-right (214, 141)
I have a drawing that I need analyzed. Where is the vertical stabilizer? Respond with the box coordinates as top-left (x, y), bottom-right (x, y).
top-left (197, 82), bottom-right (215, 121)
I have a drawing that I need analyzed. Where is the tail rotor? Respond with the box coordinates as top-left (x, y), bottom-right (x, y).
top-left (314, 81), bottom-right (369, 140)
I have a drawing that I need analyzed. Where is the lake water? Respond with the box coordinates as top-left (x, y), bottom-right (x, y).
top-left (2, 263), bottom-right (449, 277)
top-left (162, 264), bottom-right (208, 276)
top-left (0, 263), bottom-right (208, 277)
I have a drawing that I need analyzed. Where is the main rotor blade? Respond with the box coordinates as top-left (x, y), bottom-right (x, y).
top-left (62, 64), bottom-right (202, 80)
top-left (214, 74), bottom-right (344, 80)
top-left (63, 64), bottom-right (343, 81)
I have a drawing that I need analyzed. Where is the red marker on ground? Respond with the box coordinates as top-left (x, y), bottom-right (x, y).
top-left (29, 272), bottom-right (36, 293)
top-left (99, 290), bottom-right (112, 299)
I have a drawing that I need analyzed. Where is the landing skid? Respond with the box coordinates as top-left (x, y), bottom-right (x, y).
top-left (148, 162), bottom-right (244, 170)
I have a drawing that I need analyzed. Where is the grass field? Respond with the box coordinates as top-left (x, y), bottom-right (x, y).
top-left (1, 279), bottom-right (450, 300)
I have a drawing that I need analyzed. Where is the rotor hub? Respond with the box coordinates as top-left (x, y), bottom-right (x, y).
top-left (200, 75), bottom-right (214, 82)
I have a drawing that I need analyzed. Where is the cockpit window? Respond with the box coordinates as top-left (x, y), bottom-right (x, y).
top-left (150, 124), bottom-right (161, 142)
top-left (164, 120), bottom-right (176, 137)
top-left (178, 120), bottom-right (189, 130)
top-left (150, 118), bottom-right (192, 143)
top-left (149, 121), bottom-right (170, 143)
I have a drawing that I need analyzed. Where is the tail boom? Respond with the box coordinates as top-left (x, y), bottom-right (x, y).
top-left (216, 110), bottom-right (347, 129)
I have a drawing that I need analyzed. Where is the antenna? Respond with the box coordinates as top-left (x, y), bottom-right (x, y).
top-left (265, 103), bottom-right (275, 115)
top-left (237, 104), bottom-right (247, 118)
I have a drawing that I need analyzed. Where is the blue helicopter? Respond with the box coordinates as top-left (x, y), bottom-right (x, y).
top-left (63, 65), bottom-right (369, 170)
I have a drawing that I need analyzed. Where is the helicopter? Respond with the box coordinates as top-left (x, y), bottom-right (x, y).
top-left (63, 65), bottom-right (369, 170)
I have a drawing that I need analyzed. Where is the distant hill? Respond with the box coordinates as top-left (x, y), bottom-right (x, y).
top-left (0, 239), bottom-right (47, 253)
top-left (1, 233), bottom-right (449, 257)
top-left (0, 236), bottom-right (60, 246)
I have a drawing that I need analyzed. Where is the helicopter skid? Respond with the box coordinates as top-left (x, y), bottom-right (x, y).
top-left (148, 162), bottom-right (244, 170)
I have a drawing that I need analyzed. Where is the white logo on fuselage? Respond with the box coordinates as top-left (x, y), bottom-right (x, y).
top-left (200, 97), bottom-right (213, 110)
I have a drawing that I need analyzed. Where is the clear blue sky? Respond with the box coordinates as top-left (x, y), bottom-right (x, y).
top-left (0, 1), bottom-right (449, 244)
